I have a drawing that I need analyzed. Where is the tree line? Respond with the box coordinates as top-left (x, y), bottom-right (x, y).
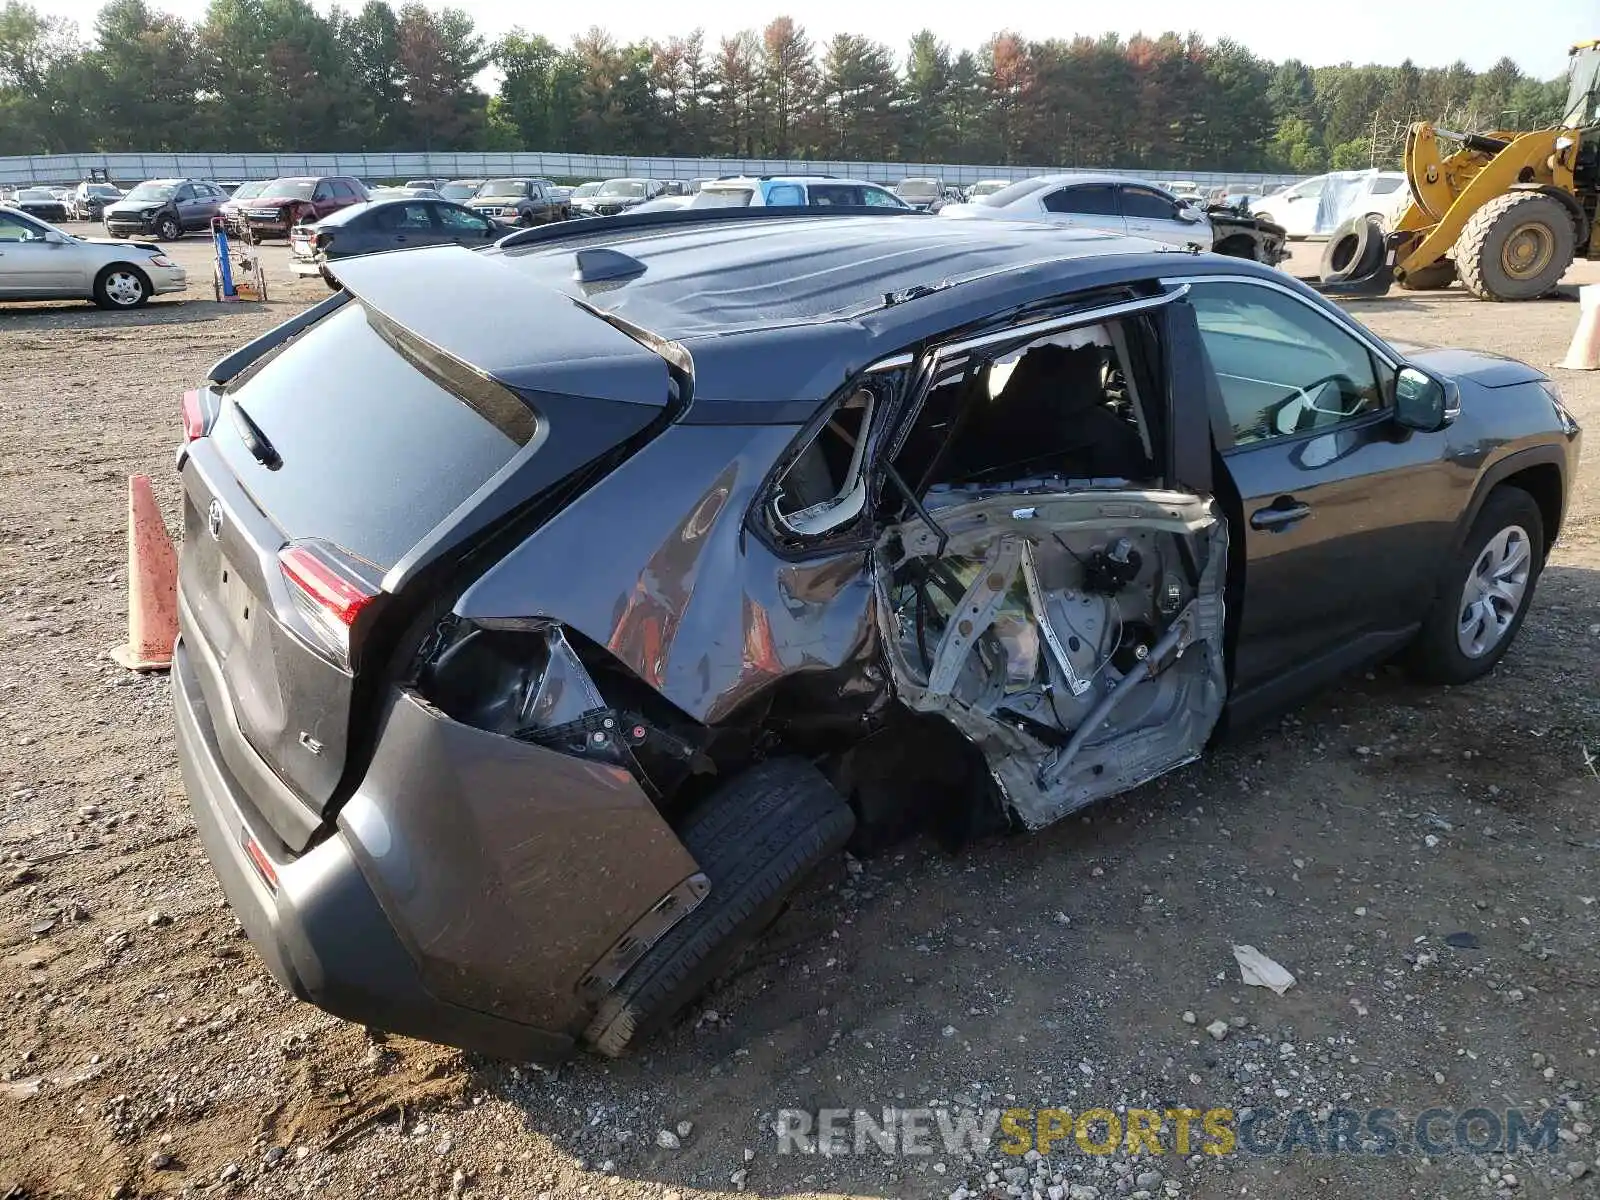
top-left (0, 0), bottom-right (1572, 173)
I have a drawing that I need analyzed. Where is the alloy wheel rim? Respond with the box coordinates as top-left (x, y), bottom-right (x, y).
top-left (105, 272), bottom-right (143, 306)
top-left (1457, 524), bottom-right (1531, 658)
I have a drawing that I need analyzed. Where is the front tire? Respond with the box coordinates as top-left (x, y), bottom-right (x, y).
top-left (1406, 487), bottom-right (1544, 684)
top-left (155, 214), bottom-right (181, 241)
top-left (93, 265), bottom-right (151, 310)
top-left (1454, 192), bottom-right (1575, 301)
top-left (583, 758), bottom-right (855, 1057)
top-left (1397, 259), bottom-right (1457, 291)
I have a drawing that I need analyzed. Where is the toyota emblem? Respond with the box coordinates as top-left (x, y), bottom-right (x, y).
top-left (207, 499), bottom-right (224, 540)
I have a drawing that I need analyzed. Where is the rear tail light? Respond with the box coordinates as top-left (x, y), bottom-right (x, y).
top-left (241, 831), bottom-right (279, 892)
top-left (278, 542), bottom-right (380, 664)
top-left (181, 388), bottom-right (208, 441)
top-left (315, 231), bottom-right (332, 250)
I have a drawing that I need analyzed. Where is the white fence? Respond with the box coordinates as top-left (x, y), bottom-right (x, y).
top-left (0, 150), bottom-right (1304, 189)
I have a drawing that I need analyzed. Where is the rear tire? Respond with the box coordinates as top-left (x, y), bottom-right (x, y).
top-left (1453, 192), bottom-right (1575, 301)
top-left (1320, 216), bottom-right (1385, 282)
top-left (1397, 259), bottom-right (1457, 291)
top-left (583, 758), bottom-right (855, 1057)
top-left (1406, 487), bottom-right (1544, 684)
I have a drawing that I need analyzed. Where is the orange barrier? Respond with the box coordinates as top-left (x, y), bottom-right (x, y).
top-left (1560, 283), bottom-right (1600, 371)
top-left (108, 474), bottom-right (179, 672)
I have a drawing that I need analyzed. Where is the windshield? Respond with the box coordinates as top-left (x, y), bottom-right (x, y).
top-left (692, 187), bottom-right (753, 208)
top-left (967, 182), bottom-right (1005, 197)
top-left (440, 182), bottom-right (478, 200)
top-left (228, 181), bottom-right (267, 201)
top-left (1565, 45), bottom-right (1600, 126)
top-left (263, 179), bottom-right (315, 200)
top-left (572, 182), bottom-right (601, 198)
top-left (125, 183), bottom-right (177, 202)
top-left (897, 180), bottom-right (940, 198)
top-left (87, 184), bottom-right (120, 197)
top-left (978, 179), bottom-right (1051, 207)
top-left (475, 179), bottom-right (527, 198)
top-left (597, 180), bottom-right (647, 198)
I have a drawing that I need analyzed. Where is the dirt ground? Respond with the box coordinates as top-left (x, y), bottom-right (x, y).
top-left (0, 228), bottom-right (1597, 1200)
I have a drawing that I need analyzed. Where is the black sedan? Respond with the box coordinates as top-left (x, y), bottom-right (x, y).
top-left (10, 187), bottom-right (69, 222)
top-left (173, 209), bottom-right (1578, 1065)
top-left (289, 196), bottom-right (510, 287)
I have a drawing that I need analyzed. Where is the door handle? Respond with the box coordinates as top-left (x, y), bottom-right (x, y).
top-left (1250, 501), bottom-right (1312, 531)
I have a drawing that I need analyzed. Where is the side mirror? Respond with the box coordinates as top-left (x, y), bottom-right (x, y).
top-left (1176, 206), bottom-right (1202, 223)
top-left (44, 230), bottom-right (69, 245)
top-left (1393, 365), bottom-right (1458, 432)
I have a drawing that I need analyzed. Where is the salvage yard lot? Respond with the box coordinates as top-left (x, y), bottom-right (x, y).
top-left (1, 228), bottom-right (1597, 1200)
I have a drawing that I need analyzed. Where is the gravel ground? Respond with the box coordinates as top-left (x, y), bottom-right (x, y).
top-left (0, 229), bottom-right (1597, 1200)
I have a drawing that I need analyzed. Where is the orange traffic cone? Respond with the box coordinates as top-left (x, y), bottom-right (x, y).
top-left (1560, 283), bottom-right (1600, 371)
top-left (109, 474), bottom-right (179, 672)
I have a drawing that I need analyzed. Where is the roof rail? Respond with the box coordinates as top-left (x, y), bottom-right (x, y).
top-left (495, 205), bottom-right (930, 250)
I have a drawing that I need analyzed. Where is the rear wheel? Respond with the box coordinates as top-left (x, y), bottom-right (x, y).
top-left (1454, 192), bottom-right (1575, 301)
top-left (1406, 487), bottom-right (1544, 683)
top-left (1397, 259), bottom-right (1457, 291)
top-left (583, 758), bottom-right (855, 1057)
top-left (93, 265), bottom-right (150, 309)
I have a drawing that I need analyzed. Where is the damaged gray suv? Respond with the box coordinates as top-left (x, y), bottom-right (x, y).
top-left (173, 207), bottom-right (1579, 1062)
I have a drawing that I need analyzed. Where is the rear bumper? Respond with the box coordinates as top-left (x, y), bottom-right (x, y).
top-left (288, 255), bottom-right (324, 277)
top-left (173, 635), bottom-right (576, 1062)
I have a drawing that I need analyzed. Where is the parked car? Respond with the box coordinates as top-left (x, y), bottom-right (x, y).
top-left (941, 174), bottom-right (1286, 264)
top-left (170, 207), bottom-right (1577, 1063)
top-left (627, 195), bottom-right (695, 214)
top-left (70, 181), bottom-right (124, 221)
top-left (567, 181), bottom-right (603, 213)
top-left (691, 176), bottom-right (909, 209)
top-left (403, 179), bottom-right (441, 191)
top-left (1252, 171), bottom-right (1410, 238)
top-left (964, 180), bottom-right (1010, 201)
top-left (240, 176), bottom-right (368, 241)
top-left (465, 178), bottom-right (569, 226)
top-left (0, 206), bottom-right (185, 307)
top-left (10, 187), bottom-right (70, 223)
top-left (103, 178), bottom-right (228, 240)
top-left (289, 197), bottom-right (511, 288)
top-left (438, 179), bottom-right (484, 202)
top-left (218, 181), bottom-right (271, 235)
top-left (578, 178), bottom-right (667, 216)
top-left (895, 177), bottom-right (946, 211)
top-left (369, 185), bottom-right (443, 200)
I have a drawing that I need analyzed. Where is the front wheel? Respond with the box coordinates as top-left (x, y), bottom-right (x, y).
top-left (155, 214), bottom-right (181, 241)
top-left (1406, 487), bottom-right (1544, 684)
top-left (93, 265), bottom-right (151, 310)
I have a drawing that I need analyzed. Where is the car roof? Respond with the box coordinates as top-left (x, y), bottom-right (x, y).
top-left (317, 197), bottom-right (446, 226)
top-left (705, 176), bottom-right (889, 187)
top-left (480, 212), bottom-right (1279, 406)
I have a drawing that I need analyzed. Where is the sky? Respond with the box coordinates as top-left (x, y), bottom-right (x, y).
top-left (31, 0), bottom-right (1597, 78)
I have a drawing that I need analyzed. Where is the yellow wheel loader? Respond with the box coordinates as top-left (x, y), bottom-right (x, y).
top-left (1317, 39), bottom-right (1600, 300)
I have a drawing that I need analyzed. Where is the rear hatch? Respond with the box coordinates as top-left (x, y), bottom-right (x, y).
top-left (178, 245), bottom-right (677, 849)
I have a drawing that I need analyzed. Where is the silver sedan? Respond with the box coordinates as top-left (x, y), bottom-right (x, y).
top-left (0, 206), bottom-right (187, 308)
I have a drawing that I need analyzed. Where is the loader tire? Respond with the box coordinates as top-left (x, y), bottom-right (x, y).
top-left (1397, 260), bottom-right (1457, 291)
top-left (583, 758), bottom-right (855, 1057)
top-left (1320, 216), bottom-right (1385, 283)
top-left (1453, 192), bottom-right (1575, 301)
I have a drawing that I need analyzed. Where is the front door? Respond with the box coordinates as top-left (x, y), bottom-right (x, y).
top-left (1120, 184), bottom-right (1213, 250)
top-left (1181, 277), bottom-right (1458, 708)
top-left (0, 212), bottom-right (76, 296)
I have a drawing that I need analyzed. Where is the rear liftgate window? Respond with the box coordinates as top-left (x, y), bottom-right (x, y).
top-left (876, 307), bottom-right (1229, 829)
